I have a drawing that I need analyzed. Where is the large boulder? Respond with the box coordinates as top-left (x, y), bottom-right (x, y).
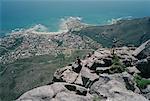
top-left (94, 49), bottom-right (112, 59)
top-left (115, 47), bottom-right (137, 67)
top-left (88, 58), bottom-right (112, 70)
top-left (132, 40), bottom-right (150, 78)
top-left (142, 85), bottom-right (150, 100)
top-left (16, 82), bottom-right (93, 101)
top-left (50, 91), bottom-right (93, 101)
top-left (80, 67), bottom-right (99, 88)
top-left (126, 66), bottom-right (141, 75)
top-left (136, 57), bottom-right (150, 78)
top-left (133, 39), bottom-right (150, 59)
top-left (53, 66), bottom-right (79, 83)
top-left (90, 73), bottom-right (146, 101)
top-left (53, 65), bottom-right (99, 87)
top-left (82, 57), bottom-right (96, 69)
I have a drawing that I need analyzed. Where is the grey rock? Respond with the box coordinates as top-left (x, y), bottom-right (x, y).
top-left (80, 67), bottom-right (99, 88)
top-left (142, 85), bottom-right (150, 93)
top-left (51, 91), bottom-right (93, 101)
top-left (96, 67), bottom-right (111, 74)
top-left (16, 82), bottom-right (93, 101)
top-left (136, 58), bottom-right (150, 78)
top-left (122, 58), bottom-right (132, 67)
top-left (94, 49), bottom-right (112, 59)
top-left (53, 66), bottom-right (79, 83)
top-left (143, 93), bottom-right (150, 101)
top-left (83, 57), bottom-right (95, 69)
top-left (127, 66), bottom-right (141, 75)
top-left (90, 73), bottom-right (148, 101)
top-left (90, 58), bottom-right (112, 70)
top-left (133, 39), bottom-right (150, 59)
top-left (142, 85), bottom-right (150, 100)
top-left (115, 47), bottom-right (137, 66)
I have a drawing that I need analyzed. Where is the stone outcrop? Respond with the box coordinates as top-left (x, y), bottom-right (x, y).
top-left (16, 41), bottom-right (150, 101)
top-left (91, 79), bottom-right (147, 101)
top-left (136, 57), bottom-right (150, 78)
top-left (126, 66), bottom-right (141, 75)
top-left (53, 66), bottom-right (79, 83)
top-left (133, 39), bottom-right (150, 59)
top-left (132, 39), bottom-right (150, 78)
top-left (142, 85), bottom-right (150, 100)
top-left (16, 82), bottom-right (93, 101)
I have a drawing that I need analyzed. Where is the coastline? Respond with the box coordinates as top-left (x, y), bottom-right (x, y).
top-left (1, 16), bottom-right (139, 37)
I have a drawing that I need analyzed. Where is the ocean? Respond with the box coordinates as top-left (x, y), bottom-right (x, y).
top-left (1, 0), bottom-right (150, 36)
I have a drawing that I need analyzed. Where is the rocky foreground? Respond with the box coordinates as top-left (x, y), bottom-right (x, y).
top-left (16, 39), bottom-right (150, 101)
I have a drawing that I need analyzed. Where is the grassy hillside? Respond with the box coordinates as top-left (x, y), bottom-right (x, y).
top-left (0, 49), bottom-right (92, 101)
top-left (77, 17), bottom-right (150, 47)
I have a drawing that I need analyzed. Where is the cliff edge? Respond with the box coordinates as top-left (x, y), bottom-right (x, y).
top-left (16, 40), bottom-right (150, 101)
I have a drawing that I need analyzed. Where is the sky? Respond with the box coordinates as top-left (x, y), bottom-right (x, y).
top-left (1, 0), bottom-right (150, 1)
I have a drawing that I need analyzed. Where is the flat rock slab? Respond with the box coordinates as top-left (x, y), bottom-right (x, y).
top-left (16, 82), bottom-right (93, 101)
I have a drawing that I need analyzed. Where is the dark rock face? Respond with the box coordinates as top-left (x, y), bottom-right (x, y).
top-left (65, 84), bottom-right (88, 96)
top-left (123, 76), bottom-right (135, 91)
top-left (133, 40), bottom-right (150, 78)
top-left (90, 58), bottom-right (112, 70)
top-left (72, 62), bottom-right (82, 73)
top-left (132, 40), bottom-right (150, 99)
top-left (133, 39), bottom-right (150, 59)
top-left (76, 87), bottom-right (87, 96)
top-left (65, 85), bottom-right (76, 91)
top-left (72, 58), bottom-right (82, 73)
top-left (142, 85), bottom-right (150, 100)
top-left (137, 49), bottom-right (150, 59)
top-left (122, 59), bottom-right (132, 67)
top-left (136, 58), bottom-right (150, 78)
top-left (103, 58), bottom-right (112, 67)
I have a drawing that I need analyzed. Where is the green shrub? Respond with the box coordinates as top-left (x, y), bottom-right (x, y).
top-left (134, 74), bottom-right (142, 80)
top-left (109, 64), bottom-right (125, 73)
top-left (93, 95), bottom-right (101, 101)
top-left (134, 74), bottom-right (150, 89)
top-left (109, 54), bottom-right (126, 73)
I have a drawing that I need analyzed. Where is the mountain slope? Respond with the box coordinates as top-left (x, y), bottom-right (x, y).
top-left (77, 17), bottom-right (150, 47)
top-left (0, 50), bottom-right (92, 101)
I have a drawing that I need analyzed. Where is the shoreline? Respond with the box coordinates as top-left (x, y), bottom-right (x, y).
top-left (1, 16), bottom-right (149, 37)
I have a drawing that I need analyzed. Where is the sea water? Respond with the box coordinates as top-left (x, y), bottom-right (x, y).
top-left (1, 0), bottom-right (150, 36)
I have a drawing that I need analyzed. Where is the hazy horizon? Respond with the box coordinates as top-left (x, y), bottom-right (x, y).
top-left (2, 0), bottom-right (150, 1)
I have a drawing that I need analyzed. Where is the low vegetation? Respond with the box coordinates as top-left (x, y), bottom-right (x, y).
top-left (109, 54), bottom-right (126, 73)
top-left (134, 74), bottom-right (150, 89)
top-left (93, 95), bottom-right (101, 101)
top-left (79, 17), bottom-right (150, 47)
top-left (0, 49), bottom-right (92, 101)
